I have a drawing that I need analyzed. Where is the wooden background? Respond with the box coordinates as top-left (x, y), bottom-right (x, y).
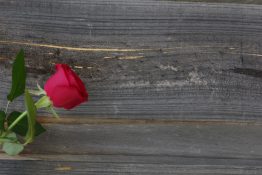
top-left (1, 0), bottom-right (262, 174)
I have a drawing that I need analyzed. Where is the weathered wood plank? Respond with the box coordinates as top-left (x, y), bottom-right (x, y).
top-left (0, 155), bottom-right (262, 175)
top-left (0, 123), bottom-right (260, 174)
top-left (1, 1), bottom-right (262, 174)
top-left (173, 0), bottom-right (262, 4)
top-left (21, 124), bottom-right (262, 158)
top-left (0, 154), bottom-right (261, 175)
top-left (1, 1), bottom-right (262, 120)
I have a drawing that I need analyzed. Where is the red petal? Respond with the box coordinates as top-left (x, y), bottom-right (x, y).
top-left (44, 64), bottom-right (70, 97)
top-left (50, 85), bottom-right (87, 109)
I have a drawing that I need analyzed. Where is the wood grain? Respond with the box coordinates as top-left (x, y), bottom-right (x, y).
top-left (1, 0), bottom-right (262, 120)
top-left (24, 124), bottom-right (262, 157)
top-left (0, 123), bottom-right (262, 174)
top-left (1, 0), bottom-right (262, 174)
top-left (173, 0), bottom-right (262, 4)
top-left (0, 156), bottom-right (262, 175)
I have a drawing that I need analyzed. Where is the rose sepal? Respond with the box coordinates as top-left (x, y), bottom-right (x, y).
top-left (29, 83), bottom-right (46, 96)
top-left (34, 94), bottom-right (60, 119)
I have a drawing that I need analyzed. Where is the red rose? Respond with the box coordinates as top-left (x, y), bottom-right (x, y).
top-left (44, 64), bottom-right (88, 109)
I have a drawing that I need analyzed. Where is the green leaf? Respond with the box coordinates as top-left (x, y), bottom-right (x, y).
top-left (2, 142), bottom-right (24, 156)
top-left (7, 111), bottom-right (46, 137)
top-left (24, 90), bottom-right (37, 144)
top-left (7, 49), bottom-right (26, 102)
top-left (6, 132), bottom-right (16, 139)
top-left (2, 132), bottom-right (24, 156)
top-left (0, 132), bottom-right (17, 143)
top-left (0, 111), bottom-right (6, 131)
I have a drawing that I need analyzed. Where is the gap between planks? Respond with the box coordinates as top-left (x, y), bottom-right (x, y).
top-left (37, 116), bottom-right (262, 126)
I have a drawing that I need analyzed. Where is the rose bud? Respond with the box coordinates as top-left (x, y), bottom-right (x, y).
top-left (44, 64), bottom-right (88, 110)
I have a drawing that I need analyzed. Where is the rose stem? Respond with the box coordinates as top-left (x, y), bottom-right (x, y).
top-left (4, 101), bottom-right (10, 114)
top-left (7, 111), bottom-right (27, 131)
top-left (6, 96), bottom-right (43, 131)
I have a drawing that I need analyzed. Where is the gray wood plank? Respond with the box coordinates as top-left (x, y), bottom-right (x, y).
top-left (0, 123), bottom-right (260, 174)
top-left (0, 155), bottom-right (262, 175)
top-left (1, 1), bottom-right (262, 174)
top-left (171, 0), bottom-right (262, 4)
top-left (1, 1), bottom-right (262, 120)
top-left (22, 123), bottom-right (262, 158)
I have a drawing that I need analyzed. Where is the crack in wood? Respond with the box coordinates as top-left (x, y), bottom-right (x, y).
top-left (230, 68), bottom-right (262, 79)
top-left (0, 40), bottom-right (155, 52)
